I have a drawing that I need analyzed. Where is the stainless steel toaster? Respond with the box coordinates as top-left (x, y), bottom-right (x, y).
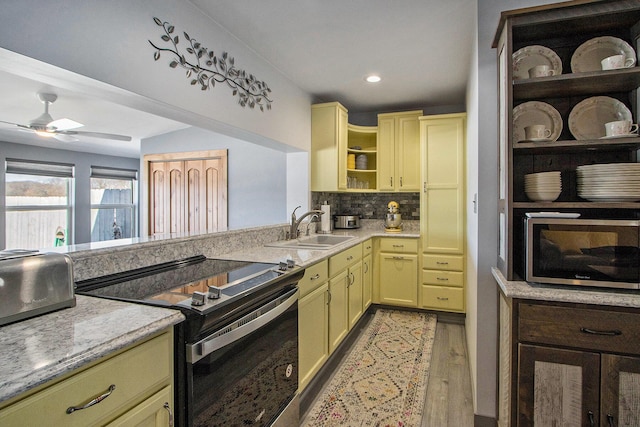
top-left (0, 251), bottom-right (75, 326)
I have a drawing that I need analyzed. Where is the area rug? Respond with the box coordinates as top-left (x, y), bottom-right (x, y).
top-left (303, 309), bottom-right (437, 427)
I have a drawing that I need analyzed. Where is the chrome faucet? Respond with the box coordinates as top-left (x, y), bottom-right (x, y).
top-left (289, 206), bottom-right (325, 239)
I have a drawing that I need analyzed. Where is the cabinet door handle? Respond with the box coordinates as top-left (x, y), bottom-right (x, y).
top-left (607, 414), bottom-right (615, 427)
top-left (347, 255), bottom-right (353, 261)
top-left (164, 402), bottom-right (174, 427)
top-left (437, 297), bottom-right (449, 301)
top-left (327, 290), bottom-right (332, 305)
top-left (588, 411), bottom-right (595, 427)
top-left (392, 244), bottom-right (404, 248)
top-left (400, 176), bottom-right (403, 187)
top-left (437, 277), bottom-right (449, 281)
top-left (364, 262), bottom-right (369, 273)
top-left (390, 177), bottom-right (393, 187)
top-left (436, 261), bottom-right (449, 265)
top-left (310, 273), bottom-right (320, 281)
top-left (580, 327), bottom-right (622, 337)
top-left (67, 384), bottom-right (116, 414)
top-left (392, 256), bottom-right (405, 260)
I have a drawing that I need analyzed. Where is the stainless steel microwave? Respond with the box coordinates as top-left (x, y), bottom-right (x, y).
top-left (526, 218), bottom-right (640, 289)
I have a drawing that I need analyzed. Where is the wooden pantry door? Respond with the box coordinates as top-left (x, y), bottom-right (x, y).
top-left (145, 150), bottom-right (227, 236)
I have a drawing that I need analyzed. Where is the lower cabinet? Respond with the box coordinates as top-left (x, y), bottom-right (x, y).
top-left (377, 238), bottom-right (418, 307)
top-left (420, 253), bottom-right (465, 313)
top-left (328, 269), bottom-right (350, 353)
top-left (498, 297), bottom-right (640, 427)
top-left (0, 329), bottom-right (174, 427)
top-left (299, 280), bottom-right (329, 391)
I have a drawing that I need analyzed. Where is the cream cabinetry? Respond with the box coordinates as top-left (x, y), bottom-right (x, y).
top-left (377, 238), bottom-right (418, 307)
top-left (377, 111), bottom-right (422, 191)
top-left (328, 244), bottom-right (363, 353)
top-left (362, 239), bottom-right (373, 309)
top-left (419, 113), bottom-right (466, 313)
top-left (0, 330), bottom-right (174, 427)
top-left (298, 260), bottom-right (329, 391)
top-left (311, 102), bottom-right (348, 191)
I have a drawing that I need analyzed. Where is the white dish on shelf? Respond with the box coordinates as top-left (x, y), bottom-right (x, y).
top-left (571, 36), bottom-right (636, 73)
top-left (513, 102), bottom-right (562, 143)
top-left (580, 195), bottom-right (640, 202)
top-left (525, 212), bottom-right (581, 218)
top-left (568, 96), bottom-right (632, 140)
top-left (513, 45), bottom-right (563, 80)
top-left (599, 133), bottom-right (638, 139)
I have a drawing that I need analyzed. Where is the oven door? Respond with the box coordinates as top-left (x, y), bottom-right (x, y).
top-left (186, 287), bottom-right (298, 427)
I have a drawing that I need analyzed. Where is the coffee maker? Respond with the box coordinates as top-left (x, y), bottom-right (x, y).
top-left (384, 201), bottom-right (402, 233)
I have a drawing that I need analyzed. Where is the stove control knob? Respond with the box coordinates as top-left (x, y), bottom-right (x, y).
top-left (286, 259), bottom-right (295, 269)
top-left (207, 285), bottom-right (221, 299)
top-left (279, 262), bottom-right (288, 271)
top-left (191, 291), bottom-right (206, 306)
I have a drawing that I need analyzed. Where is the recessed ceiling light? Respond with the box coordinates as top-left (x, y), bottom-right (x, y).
top-left (365, 75), bottom-right (381, 83)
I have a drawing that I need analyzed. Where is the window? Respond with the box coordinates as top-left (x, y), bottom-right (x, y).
top-left (90, 166), bottom-right (137, 242)
top-left (5, 159), bottom-right (74, 249)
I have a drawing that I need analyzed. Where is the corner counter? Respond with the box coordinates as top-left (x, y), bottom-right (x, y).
top-left (0, 296), bottom-right (184, 404)
top-left (492, 267), bottom-right (640, 309)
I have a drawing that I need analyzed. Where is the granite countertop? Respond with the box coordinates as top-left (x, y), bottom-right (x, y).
top-left (492, 267), bottom-right (640, 309)
top-left (0, 296), bottom-right (184, 404)
top-left (215, 227), bottom-right (420, 267)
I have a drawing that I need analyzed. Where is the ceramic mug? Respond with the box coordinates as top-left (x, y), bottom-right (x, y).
top-left (601, 54), bottom-right (634, 70)
top-left (604, 120), bottom-right (639, 137)
top-left (528, 65), bottom-right (555, 78)
top-left (524, 124), bottom-right (552, 140)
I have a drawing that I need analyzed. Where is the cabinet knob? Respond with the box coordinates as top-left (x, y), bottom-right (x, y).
top-left (310, 273), bottom-right (320, 281)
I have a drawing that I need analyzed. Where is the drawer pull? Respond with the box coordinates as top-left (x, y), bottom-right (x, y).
top-left (437, 277), bottom-right (449, 281)
top-left (66, 384), bottom-right (116, 414)
top-left (607, 414), bottom-right (615, 427)
top-left (437, 297), bottom-right (449, 301)
top-left (392, 256), bottom-right (405, 260)
top-left (347, 256), bottom-right (353, 261)
top-left (310, 273), bottom-right (320, 281)
top-left (580, 327), bottom-right (622, 337)
top-left (436, 261), bottom-right (449, 265)
top-left (392, 244), bottom-right (404, 248)
top-left (588, 411), bottom-right (595, 427)
top-left (164, 402), bottom-right (174, 427)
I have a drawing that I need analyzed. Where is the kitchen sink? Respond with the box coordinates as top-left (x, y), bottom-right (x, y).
top-left (265, 235), bottom-right (355, 250)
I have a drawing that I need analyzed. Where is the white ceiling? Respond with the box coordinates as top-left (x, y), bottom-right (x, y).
top-left (0, 1), bottom-right (476, 157)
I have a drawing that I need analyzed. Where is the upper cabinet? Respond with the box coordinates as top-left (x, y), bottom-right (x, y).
top-left (311, 102), bottom-right (424, 193)
top-left (377, 111), bottom-right (422, 191)
top-left (493, 1), bottom-right (640, 280)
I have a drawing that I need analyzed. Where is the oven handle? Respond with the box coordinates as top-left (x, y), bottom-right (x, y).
top-left (186, 288), bottom-right (298, 364)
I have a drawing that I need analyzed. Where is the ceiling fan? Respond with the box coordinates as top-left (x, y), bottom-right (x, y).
top-left (0, 92), bottom-right (132, 142)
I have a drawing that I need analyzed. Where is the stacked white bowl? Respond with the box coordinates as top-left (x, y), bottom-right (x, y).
top-left (525, 171), bottom-right (562, 201)
top-left (577, 163), bottom-right (640, 202)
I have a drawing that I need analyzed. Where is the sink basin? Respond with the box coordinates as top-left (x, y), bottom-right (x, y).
top-left (265, 235), bottom-right (355, 250)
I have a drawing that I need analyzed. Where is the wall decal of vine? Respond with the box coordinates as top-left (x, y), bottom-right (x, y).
top-left (149, 17), bottom-right (273, 111)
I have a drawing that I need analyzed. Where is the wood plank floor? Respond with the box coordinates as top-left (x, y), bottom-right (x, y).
top-left (300, 313), bottom-right (475, 426)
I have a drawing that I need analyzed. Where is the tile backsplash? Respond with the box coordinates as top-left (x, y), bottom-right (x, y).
top-left (311, 192), bottom-right (420, 220)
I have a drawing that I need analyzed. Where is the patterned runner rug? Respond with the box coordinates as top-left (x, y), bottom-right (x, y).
top-left (302, 309), bottom-right (437, 426)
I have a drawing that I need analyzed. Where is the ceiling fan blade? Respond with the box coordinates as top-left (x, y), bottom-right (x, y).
top-left (53, 134), bottom-right (80, 143)
top-left (0, 119), bottom-right (22, 127)
top-left (58, 130), bottom-right (132, 141)
top-left (48, 118), bottom-right (84, 131)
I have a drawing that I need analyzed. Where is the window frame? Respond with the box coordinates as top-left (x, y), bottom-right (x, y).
top-left (89, 166), bottom-right (138, 242)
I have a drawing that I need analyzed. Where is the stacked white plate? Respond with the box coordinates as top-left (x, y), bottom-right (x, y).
top-left (525, 171), bottom-right (562, 201)
top-left (577, 163), bottom-right (640, 202)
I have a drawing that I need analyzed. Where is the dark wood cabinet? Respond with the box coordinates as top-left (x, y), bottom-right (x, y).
top-left (499, 297), bottom-right (640, 427)
top-left (494, 1), bottom-right (640, 281)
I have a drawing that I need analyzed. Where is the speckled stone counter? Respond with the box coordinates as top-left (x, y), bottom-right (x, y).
top-left (0, 296), bottom-right (184, 404)
top-left (492, 267), bottom-right (640, 309)
top-left (215, 225), bottom-right (421, 267)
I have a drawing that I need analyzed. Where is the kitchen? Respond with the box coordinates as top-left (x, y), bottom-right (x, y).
top-left (1, 1), bottom-right (638, 426)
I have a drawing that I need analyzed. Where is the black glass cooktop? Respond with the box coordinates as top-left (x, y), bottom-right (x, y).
top-left (75, 256), bottom-right (278, 306)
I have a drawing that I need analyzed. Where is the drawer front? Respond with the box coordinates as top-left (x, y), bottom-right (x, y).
top-left (422, 254), bottom-right (463, 271)
top-left (518, 303), bottom-right (640, 355)
top-left (298, 260), bottom-right (329, 297)
top-left (362, 239), bottom-right (373, 257)
top-left (0, 332), bottom-right (172, 427)
top-left (379, 238), bottom-right (418, 253)
top-left (329, 244), bottom-right (362, 277)
top-left (422, 269), bottom-right (464, 287)
top-left (420, 285), bottom-right (464, 312)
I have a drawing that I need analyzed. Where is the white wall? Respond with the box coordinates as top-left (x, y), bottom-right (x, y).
top-left (0, 0), bottom-right (312, 152)
top-left (470, 0), bottom-right (563, 420)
